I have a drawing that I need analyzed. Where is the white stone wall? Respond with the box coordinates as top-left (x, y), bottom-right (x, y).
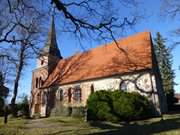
top-left (35, 70), bottom-right (166, 117)
top-left (51, 71), bottom-right (163, 115)
top-left (59, 72), bottom-right (152, 94)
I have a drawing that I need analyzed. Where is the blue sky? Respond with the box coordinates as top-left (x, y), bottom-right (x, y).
top-left (16, 0), bottom-right (180, 99)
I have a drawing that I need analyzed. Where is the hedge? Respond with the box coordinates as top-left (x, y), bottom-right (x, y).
top-left (87, 90), bottom-right (152, 122)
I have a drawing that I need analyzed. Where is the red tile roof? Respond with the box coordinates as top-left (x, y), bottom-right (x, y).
top-left (42, 32), bottom-right (152, 88)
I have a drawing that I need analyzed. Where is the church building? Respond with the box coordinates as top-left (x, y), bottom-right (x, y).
top-left (30, 17), bottom-right (167, 117)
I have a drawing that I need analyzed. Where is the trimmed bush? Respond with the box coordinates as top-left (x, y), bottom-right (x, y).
top-left (87, 90), bottom-right (152, 122)
top-left (113, 92), bottom-right (151, 121)
top-left (87, 90), bottom-right (114, 121)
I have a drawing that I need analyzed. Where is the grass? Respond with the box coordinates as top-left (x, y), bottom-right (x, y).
top-left (0, 117), bottom-right (29, 135)
top-left (0, 113), bottom-right (180, 135)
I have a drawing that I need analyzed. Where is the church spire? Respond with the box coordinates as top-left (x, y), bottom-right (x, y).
top-left (40, 15), bottom-right (62, 59)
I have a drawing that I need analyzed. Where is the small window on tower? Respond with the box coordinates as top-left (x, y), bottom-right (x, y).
top-left (41, 60), bottom-right (44, 65)
top-left (39, 77), bottom-right (42, 87)
top-left (35, 78), bottom-right (38, 88)
top-left (41, 80), bottom-right (43, 86)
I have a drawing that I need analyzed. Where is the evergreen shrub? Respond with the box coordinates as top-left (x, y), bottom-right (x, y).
top-left (87, 90), bottom-right (152, 122)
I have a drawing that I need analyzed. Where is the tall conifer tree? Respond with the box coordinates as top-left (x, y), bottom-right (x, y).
top-left (154, 32), bottom-right (175, 110)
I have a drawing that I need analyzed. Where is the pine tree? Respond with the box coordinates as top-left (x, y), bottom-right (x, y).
top-left (154, 32), bottom-right (175, 110)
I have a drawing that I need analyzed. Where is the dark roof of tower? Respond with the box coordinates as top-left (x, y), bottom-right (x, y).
top-left (39, 16), bottom-right (62, 58)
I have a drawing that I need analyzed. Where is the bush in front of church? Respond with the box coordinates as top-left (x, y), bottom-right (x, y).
top-left (87, 90), bottom-right (152, 122)
top-left (112, 92), bottom-right (151, 121)
top-left (87, 90), bottom-right (119, 122)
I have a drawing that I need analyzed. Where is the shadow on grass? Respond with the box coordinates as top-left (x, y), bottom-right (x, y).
top-left (88, 116), bottom-right (180, 135)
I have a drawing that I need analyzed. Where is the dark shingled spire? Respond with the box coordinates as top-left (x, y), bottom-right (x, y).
top-left (40, 15), bottom-right (62, 59)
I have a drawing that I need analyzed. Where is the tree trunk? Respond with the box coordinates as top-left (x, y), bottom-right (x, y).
top-left (11, 44), bottom-right (25, 116)
top-left (4, 105), bottom-right (8, 124)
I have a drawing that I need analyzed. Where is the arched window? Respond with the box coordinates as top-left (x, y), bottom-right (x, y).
top-left (74, 85), bottom-right (81, 102)
top-left (59, 89), bottom-right (63, 101)
top-left (90, 84), bottom-right (94, 94)
top-left (39, 77), bottom-right (42, 87)
top-left (68, 88), bottom-right (72, 103)
top-left (41, 60), bottom-right (44, 65)
top-left (41, 79), bottom-right (43, 86)
top-left (35, 78), bottom-right (38, 88)
top-left (120, 81), bottom-right (128, 92)
top-left (56, 89), bottom-right (63, 101)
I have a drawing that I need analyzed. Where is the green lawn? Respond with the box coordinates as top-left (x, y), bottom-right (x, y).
top-left (0, 114), bottom-right (180, 135)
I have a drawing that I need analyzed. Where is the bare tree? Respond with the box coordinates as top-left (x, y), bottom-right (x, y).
top-left (159, 2), bottom-right (180, 93)
top-left (161, 0), bottom-right (180, 19)
top-left (0, 0), bottom-right (48, 49)
top-left (0, 0), bottom-right (144, 115)
top-left (10, 21), bottom-right (46, 115)
top-left (160, 0), bottom-right (180, 49)
top-left (0, 0), bottom-right (46, 115)
top-left (0, 0), bottom-right (143, 47)
top-left (51, 0), bottom-right (142, 42)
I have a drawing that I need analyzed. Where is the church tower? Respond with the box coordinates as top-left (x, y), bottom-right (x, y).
top-left (30, 16), bottom-right (62, 117)
top-left (37, 15), bottom-right (62, 71)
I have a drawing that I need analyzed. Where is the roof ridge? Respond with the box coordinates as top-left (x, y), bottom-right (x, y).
top-left (58, 31), bottom-right (150, 62)
top-left (42, 31), bottom-right (152, 88)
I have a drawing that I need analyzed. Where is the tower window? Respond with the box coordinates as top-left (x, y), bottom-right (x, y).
top-left (39, 77), bottom-right (42, 87)
top-left (35, 78), bottom-right (38, 88)
top-left (41, 60), bottom-right (44, 65)
top-left (41, 80), bottom-right (43, 86)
